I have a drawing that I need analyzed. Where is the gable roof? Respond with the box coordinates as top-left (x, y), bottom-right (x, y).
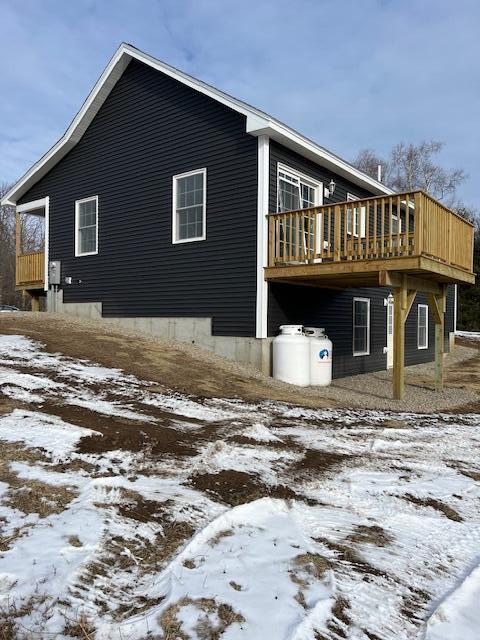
top-left (2, 43), bottom-right (393, 206)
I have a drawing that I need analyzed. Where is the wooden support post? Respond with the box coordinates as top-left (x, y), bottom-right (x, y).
top-left (428, 286), bottom-right (446, 392)
top-left (31, 296), bottom-right (40, 313)
top-left (393, 280), bottom-right (407, 400)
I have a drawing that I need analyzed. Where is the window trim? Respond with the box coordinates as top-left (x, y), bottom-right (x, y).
top-left (353, 297), bottom-right (371, 356)
top-left (346, 192), bottom-right (366, 238)
top-left (277, 163), bottom-right (323, 212)
top-left (417, 303), bottom-right (429, 350)
top-left (75, 195), bottom-right (98, 257)
top-left (172, 168), bottom-right (207, 244)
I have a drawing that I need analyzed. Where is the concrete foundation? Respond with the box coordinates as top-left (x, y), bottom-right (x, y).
top-left (46, 288), bottom-right (272, 374)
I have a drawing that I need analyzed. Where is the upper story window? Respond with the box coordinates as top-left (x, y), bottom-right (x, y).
top-left (172, 168), bottom-right (207, 244)
top-left (346, 193), bottom-right (366, 238)
top-left (277, 165), bottom-right (321, 212)
top-left (75, 196), bottom-right (98, 256)
top-left (418, 304), bottom-right (428, 349)
top-left (353, 297), bottom-right (370, 356)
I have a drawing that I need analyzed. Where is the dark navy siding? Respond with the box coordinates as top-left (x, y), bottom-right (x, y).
top-left (267, 142), bottom-right (455, 377)
top-left (18, 59), bottom-right (259, 336)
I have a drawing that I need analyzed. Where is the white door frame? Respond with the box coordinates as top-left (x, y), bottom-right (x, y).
top-left (386, 294), bottom-right (394, 369)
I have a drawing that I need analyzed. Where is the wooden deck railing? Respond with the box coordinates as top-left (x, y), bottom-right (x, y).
top-left (16, 251), bottom-right (45, 287)
top-left (267, 191), bottom-right (474, 273)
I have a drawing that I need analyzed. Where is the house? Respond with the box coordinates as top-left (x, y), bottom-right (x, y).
top-left (3, 43), bottom-right (475, 399)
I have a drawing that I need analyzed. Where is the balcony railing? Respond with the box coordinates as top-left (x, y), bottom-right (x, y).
top-left (16, 251), bottom-right (45, 288)
top-left (267, 191), bottom-right (474, 274)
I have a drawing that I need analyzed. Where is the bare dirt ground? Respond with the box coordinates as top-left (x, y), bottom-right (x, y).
top-left (0, 314), bottom-right (479, 639)
top-left (1, 313), bottom-right (479, 413)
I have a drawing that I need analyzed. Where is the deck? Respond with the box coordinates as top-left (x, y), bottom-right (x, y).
top-left (16, 251), bottom-right (45, 290)
top-left (265, 190), bottom-right (475, 400)
top-left (265, 191), bottom-right (475, 288)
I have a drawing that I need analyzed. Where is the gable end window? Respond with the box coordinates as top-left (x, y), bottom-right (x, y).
top-left (418, 304), bottom-right (428, 349)
top-left (353, 297), bottom-right (370, 356)
top-left (172, 168), bottom-right (207, 244)
top-left (75, 196), bottom-right (98, 256)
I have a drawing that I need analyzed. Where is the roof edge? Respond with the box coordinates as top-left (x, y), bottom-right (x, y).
top-left (2, 42), bottom-right (392, 205)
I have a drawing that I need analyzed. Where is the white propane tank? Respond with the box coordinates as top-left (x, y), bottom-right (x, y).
top-left (305, 327), bottom-right (333, 386)
top-left (273, 325), bottom-right (310, 387)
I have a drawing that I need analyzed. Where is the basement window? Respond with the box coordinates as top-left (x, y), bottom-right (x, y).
top-left (353, 297), bottom-right (370, 356)
top-left (172, 168), bottom-right (207, 243)
top-left (418, 304), bottom-right (428, 349)
top-left (75, 196), bottom-right (98, 256)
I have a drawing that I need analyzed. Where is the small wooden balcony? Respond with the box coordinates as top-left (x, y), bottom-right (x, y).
top-left (265, 191), bottom-right (475, 288)
top-left (16, 251), bottom-right (45, 289)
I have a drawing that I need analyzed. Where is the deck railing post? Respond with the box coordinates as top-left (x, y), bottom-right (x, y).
top-left (413, 192), bottom-right (423, 257)
top-left (334, 205), bottom-right (341, 261)
top-left (268, 215), bottom-right (275, 267)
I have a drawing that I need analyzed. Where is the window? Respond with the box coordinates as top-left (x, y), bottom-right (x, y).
top-left (172, 168), bottom-right (206, 243)
top-left (277, 165), bottom-right (322, 258)
top-left (75, 196), bottom-right (98, 256)
top-left (418, 304), bottom-right (428, 349)
top-left (353, 298), bottom-right (370, 356)
top-left (277, 167), bottom-right (320, 212)
top-left (346, 193), bottom-right (366, 238)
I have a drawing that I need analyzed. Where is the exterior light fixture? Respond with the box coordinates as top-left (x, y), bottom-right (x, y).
top-left (328, 179), bottom-right (336, 196)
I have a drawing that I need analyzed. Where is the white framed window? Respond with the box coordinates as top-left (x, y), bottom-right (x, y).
top-left (172, 168), bottom-right (207, 244)
top-left (276, 164), bottom-right (322, 258)
top-left (277, 165), bottom-right (322, 213)
top-left (353, 297), bottom-right (370, 356)
top-left (418, 304), bottom-right (428, 349)
top-left (75, 196), bottom-right (98, 256)
top-left (346, 193), bottom-right (366, 238)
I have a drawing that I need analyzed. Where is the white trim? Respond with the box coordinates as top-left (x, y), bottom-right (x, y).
top-left (353, 297), bottom-right (371, 356)
top-left (17, 197), bottom-right (48, 213)
top-left (417, 303), bottom-right (429, 349)
top-left (44, 197), bottom-right (49, 291)
top-left (1, 43), bottom-right (392, 207)
top-left (75, 195), bottom-right (98, 257)
top-left (256, 136), bottom-right (269, 339)
top-left (454, 284), bottom-right (457, 333)
top-left (172, 168), bottom-right (207, 244)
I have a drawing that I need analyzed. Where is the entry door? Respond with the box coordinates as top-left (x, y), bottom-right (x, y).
top-left (386, 296), bottom-right (394, 369)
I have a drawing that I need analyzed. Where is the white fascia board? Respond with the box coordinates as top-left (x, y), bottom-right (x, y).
top-left (2, 42), bottom-right (393, 205)
top-left (248, 119), bottom-right (394, 197)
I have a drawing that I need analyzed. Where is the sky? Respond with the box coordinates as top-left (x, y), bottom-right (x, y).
top-left (1, 0), bottom-right (479, 207)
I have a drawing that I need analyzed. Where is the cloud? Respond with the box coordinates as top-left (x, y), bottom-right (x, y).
top-left (1, 0), bottom-right (479, 206)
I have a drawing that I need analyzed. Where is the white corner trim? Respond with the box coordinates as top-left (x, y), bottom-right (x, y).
top-left (172, 167), bottom-right (207, 244)
top-left (44, 197), bottom-right (49, 290)
top-left (256, 135), bottom-right (269, 339)
top-left (2, 43), bottom-right (392, 207)
top-left (454, 284), bottom-right (457, 333)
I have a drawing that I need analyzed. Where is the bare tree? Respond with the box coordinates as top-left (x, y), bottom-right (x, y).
top-left (351, 148), bottom-right (392, 186)
top-left (353, 140), bottom-right (468, 206)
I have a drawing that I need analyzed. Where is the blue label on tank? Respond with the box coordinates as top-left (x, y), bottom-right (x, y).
top-left (319, 349), bottom-right (329, 360)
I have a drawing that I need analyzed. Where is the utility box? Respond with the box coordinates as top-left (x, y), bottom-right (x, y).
top-left (48, 261), bottom-right (61, 286)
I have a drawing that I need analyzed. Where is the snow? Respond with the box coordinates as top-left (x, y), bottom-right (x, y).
top-left (426, 563), bottom-right (480, 640)
top-left (0, 409), bottom-right (99, 459)
top-left (0, 333), bottom-right (479, 639)
top-left (455, 331), bottom-right (480, 341)
top-left (96, 499), bottom-right (334, 640)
